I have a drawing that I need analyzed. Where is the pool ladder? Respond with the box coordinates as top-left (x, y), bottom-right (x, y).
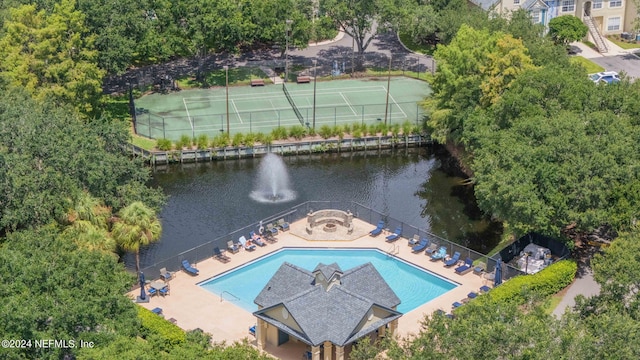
top-left (220, 290), bottom-right (240, 303)
top-left (387, 244), bottom-right (399, 257)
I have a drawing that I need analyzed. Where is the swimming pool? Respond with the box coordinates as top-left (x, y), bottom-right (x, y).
top-left (199, 248), bottom-right (458, 313)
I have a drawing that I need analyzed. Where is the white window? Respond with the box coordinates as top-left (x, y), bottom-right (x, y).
top-left (514, 0), bottom-right (520, 4)
top-left (607, 16), bottom-right (621, 31)
top-left (561, 0), bottom-right (575, 12)
top-left (530, 9), bottom-right (541, 23)
top-left (609, 0), bottom-right (622, 7)
top-left (593, 0), bottom-right (603, 9)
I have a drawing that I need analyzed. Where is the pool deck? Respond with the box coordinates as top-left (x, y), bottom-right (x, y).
top-left (130, 218), bottom-right (488, 358)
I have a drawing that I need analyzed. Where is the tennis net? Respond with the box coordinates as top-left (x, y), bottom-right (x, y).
top-left (282, 83), bottom-right (305, 126)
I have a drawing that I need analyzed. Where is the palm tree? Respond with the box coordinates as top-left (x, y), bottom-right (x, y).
top-left (112, 202), bottom-right (162, 273)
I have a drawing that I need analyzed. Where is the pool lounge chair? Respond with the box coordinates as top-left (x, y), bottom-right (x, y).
top-left (266, 223), bottom-right (279, 236)
top-left (250, 231), bottom-right (266, 247)
top-left (277, 218), bottom-right (290, 231)
top-left (239, 236), bottom-right (256, 251)
top-left (425, 242), bottom-right (439, 255)
top-left (430, 246), bottom-right (447, 261)
top-left (213, 247), bottom-right (231, 263)
top-left (227, 240), bottom-right (240, 254)
top-left (369, 220), bottom-right (385, 237)
top-left (181, 259), bottom-right (199, 276)
top-left (411, 239), bottom-right (429, 253)
top-left (454, 258), bottom-right (474, 275)
top-left (443, 252), bottom-right (461, 267)
top-left (385, 226), bottom-right (402, 242)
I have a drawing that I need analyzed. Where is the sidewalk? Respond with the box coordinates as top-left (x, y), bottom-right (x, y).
top-left (571, 37), bottom-right (630, 59)
top-left (552, 267), bottom-right (600, 317)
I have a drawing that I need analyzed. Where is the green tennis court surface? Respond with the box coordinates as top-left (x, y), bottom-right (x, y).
top-left (135, 77), bottom-right (430, 140)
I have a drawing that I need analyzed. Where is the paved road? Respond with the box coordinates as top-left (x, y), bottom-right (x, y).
top-left (589, 53), bottom-right (640, 79)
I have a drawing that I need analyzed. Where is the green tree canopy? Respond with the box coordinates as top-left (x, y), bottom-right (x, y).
top-left (548, 15), bottom-right (588, 46)
top-left (0, 0), bottom-right (104, 115)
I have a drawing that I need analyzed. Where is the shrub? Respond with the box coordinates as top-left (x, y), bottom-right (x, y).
top-left (137, 306), bottom-right (185, 347)
top-left (352, 129), bottom-right (363, 138)
top-left (319, 125), bottom-right (333, 139)
top-left (211, 133), bottom-right (230, 148)
top-left (196, 134), bottom-right (209, 149)
top-left (342, 123), bottom-right (352, 134)
top-left (402, 121), bottom-right (414, 136)
top-left (232, 133), bottom-right (244, 147)
top-left (307, 127), bottom-right (316, 137)
top-left (244, 132), bottom-right (256, 147)
top-left (463, 260), bottom-right (577, 310)
top-left (262, 134), bottom-right (274, 145)
top-left (255, 132), bottom-right (265, 143)
top-left (156, 138), bottom-right (173, 151)
top-left (176, 134), bottom-right (192, 149)
top-left (288, 125), bottom-right (307, 140)
top-left (391, 124), bottom-right (401, 137)
top-left (271, 126), bottom-right (288, 140)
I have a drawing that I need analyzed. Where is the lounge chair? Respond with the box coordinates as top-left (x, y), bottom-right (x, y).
top-left (430, 246), bottom-right (447, 261)
top-left (369, 220), bottom-right (385, 237)
top-left (159, 267), bottom-right (172, 281)
top-left (238, 236), bottom-right (256, 251)
top-left (277, 218), bottom-right (290, 231)
top-left (250, 231), bottom-right (266, 247)
top-left (408, 234), bottom-right (420, 246)
top-left (181, 259), bottom-right (199, 276)
top-left (227, 240), bottom-right (240, 254)
top-left (411, 239), bottom-right (429, 253)
top-left (454, 258), bottom-right (474, 275)
top-left (385, 226), bottom-right (402, 242)
top-left (425, 242), bottom-right (439, 255)
top-left (443, 252), bottom-right (461, 267)
top-left (213, 247), bottom-right (231, 263)
top-left (266, 223), bottom-right (279, 236)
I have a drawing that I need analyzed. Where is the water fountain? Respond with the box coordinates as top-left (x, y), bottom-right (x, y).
top-left (249, 153), bottom-right (297, 203)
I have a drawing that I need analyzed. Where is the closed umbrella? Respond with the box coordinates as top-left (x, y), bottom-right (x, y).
top-left (139, 272), bottom-right (147, 301)
top-left (494, 258), bottom-right (503, 286)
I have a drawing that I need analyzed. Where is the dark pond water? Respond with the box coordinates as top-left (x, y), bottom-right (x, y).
top-left (134, 146), bottom-right (502, 269)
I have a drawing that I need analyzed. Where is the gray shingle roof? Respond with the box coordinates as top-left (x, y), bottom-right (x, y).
top-left (313, 262), bottom-right (342, 280)
top-left (470, 0), bottom-right (501, 11)
top-left (253, 262), bottom-right (402, 346)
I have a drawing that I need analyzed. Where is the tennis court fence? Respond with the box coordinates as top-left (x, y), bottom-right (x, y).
top-left (135, 201), bottom-right (522, 282)
top-left (135, 101), bottom-right (425, 140)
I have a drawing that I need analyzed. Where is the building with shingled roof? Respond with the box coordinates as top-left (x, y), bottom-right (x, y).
top-left (253, 261), bottom-right (402, 360)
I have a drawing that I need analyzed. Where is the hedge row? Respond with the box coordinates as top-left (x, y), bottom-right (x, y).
top-left (468, 260), bottom-right (577, 308)
top-left (137, 306), bottom-right (186, 347)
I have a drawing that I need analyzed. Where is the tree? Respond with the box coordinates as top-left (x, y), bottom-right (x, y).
top-left (112, 201), bottom-right (162, 273)
top-left (0, 0), bottom-right (105, 115)
top-left (548, 15), bottom-right (588, 46)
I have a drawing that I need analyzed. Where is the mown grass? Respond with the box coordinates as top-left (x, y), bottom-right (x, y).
top-left (570, 56), bottom-right (605, 74)
top-left (606, 35), bottom-right (640, 49)
top-left (131, 134), bottom-right (157, 150)
top-left (398, 32), bottom-right (436, 55)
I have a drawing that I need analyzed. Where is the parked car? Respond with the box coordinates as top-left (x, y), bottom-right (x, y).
top-left (589, 71), bottom-right (620, 84)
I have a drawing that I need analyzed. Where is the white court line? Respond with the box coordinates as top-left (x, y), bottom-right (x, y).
top-left (231, 99), bottom-right (243, 124)
top-left (183, 97), bottom-right (194, 131)
top-left (182, 85), bottom-right (385, 102)
top-left (380, 86), bottom-right (408, 118)
top-left (339, 92), bottom-right (358, 116)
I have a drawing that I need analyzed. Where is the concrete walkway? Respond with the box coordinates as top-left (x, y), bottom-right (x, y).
top-left (552, 267), bottom-right (600, 317)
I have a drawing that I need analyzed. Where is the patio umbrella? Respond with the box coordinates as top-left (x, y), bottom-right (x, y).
top-left (139, 272), bottom-right (147, 301)
top-left (494, 258), bottom-right (503, 287)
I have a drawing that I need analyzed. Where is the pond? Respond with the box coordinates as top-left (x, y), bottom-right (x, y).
top-left (134, 146), bottom-right (502, 269)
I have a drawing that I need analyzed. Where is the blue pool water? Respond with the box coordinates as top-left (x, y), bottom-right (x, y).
top-left (199, 248), bottom-right (458, 313)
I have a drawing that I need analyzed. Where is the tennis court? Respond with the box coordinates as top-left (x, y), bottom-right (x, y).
top-left (135, 77), bottom-right (430, 140)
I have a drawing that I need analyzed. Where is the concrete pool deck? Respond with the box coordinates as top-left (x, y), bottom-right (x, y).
top-left (130, 218), bottom-right (487, 358)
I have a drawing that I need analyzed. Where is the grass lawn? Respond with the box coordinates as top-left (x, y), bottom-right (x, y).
top-left (570, 56), bottom-right (604, 74)
top-left (544, 292), bottom-right (566, 315)
top-left (131, 134), bottom-right (156, 151)
top-left (606, 36), bottom-right (640, 49)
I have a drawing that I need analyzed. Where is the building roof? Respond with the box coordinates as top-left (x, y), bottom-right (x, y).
top-left (253, 262), bottom-right (402, 347)
top-left (470, 0), bottom-right (501, 11)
